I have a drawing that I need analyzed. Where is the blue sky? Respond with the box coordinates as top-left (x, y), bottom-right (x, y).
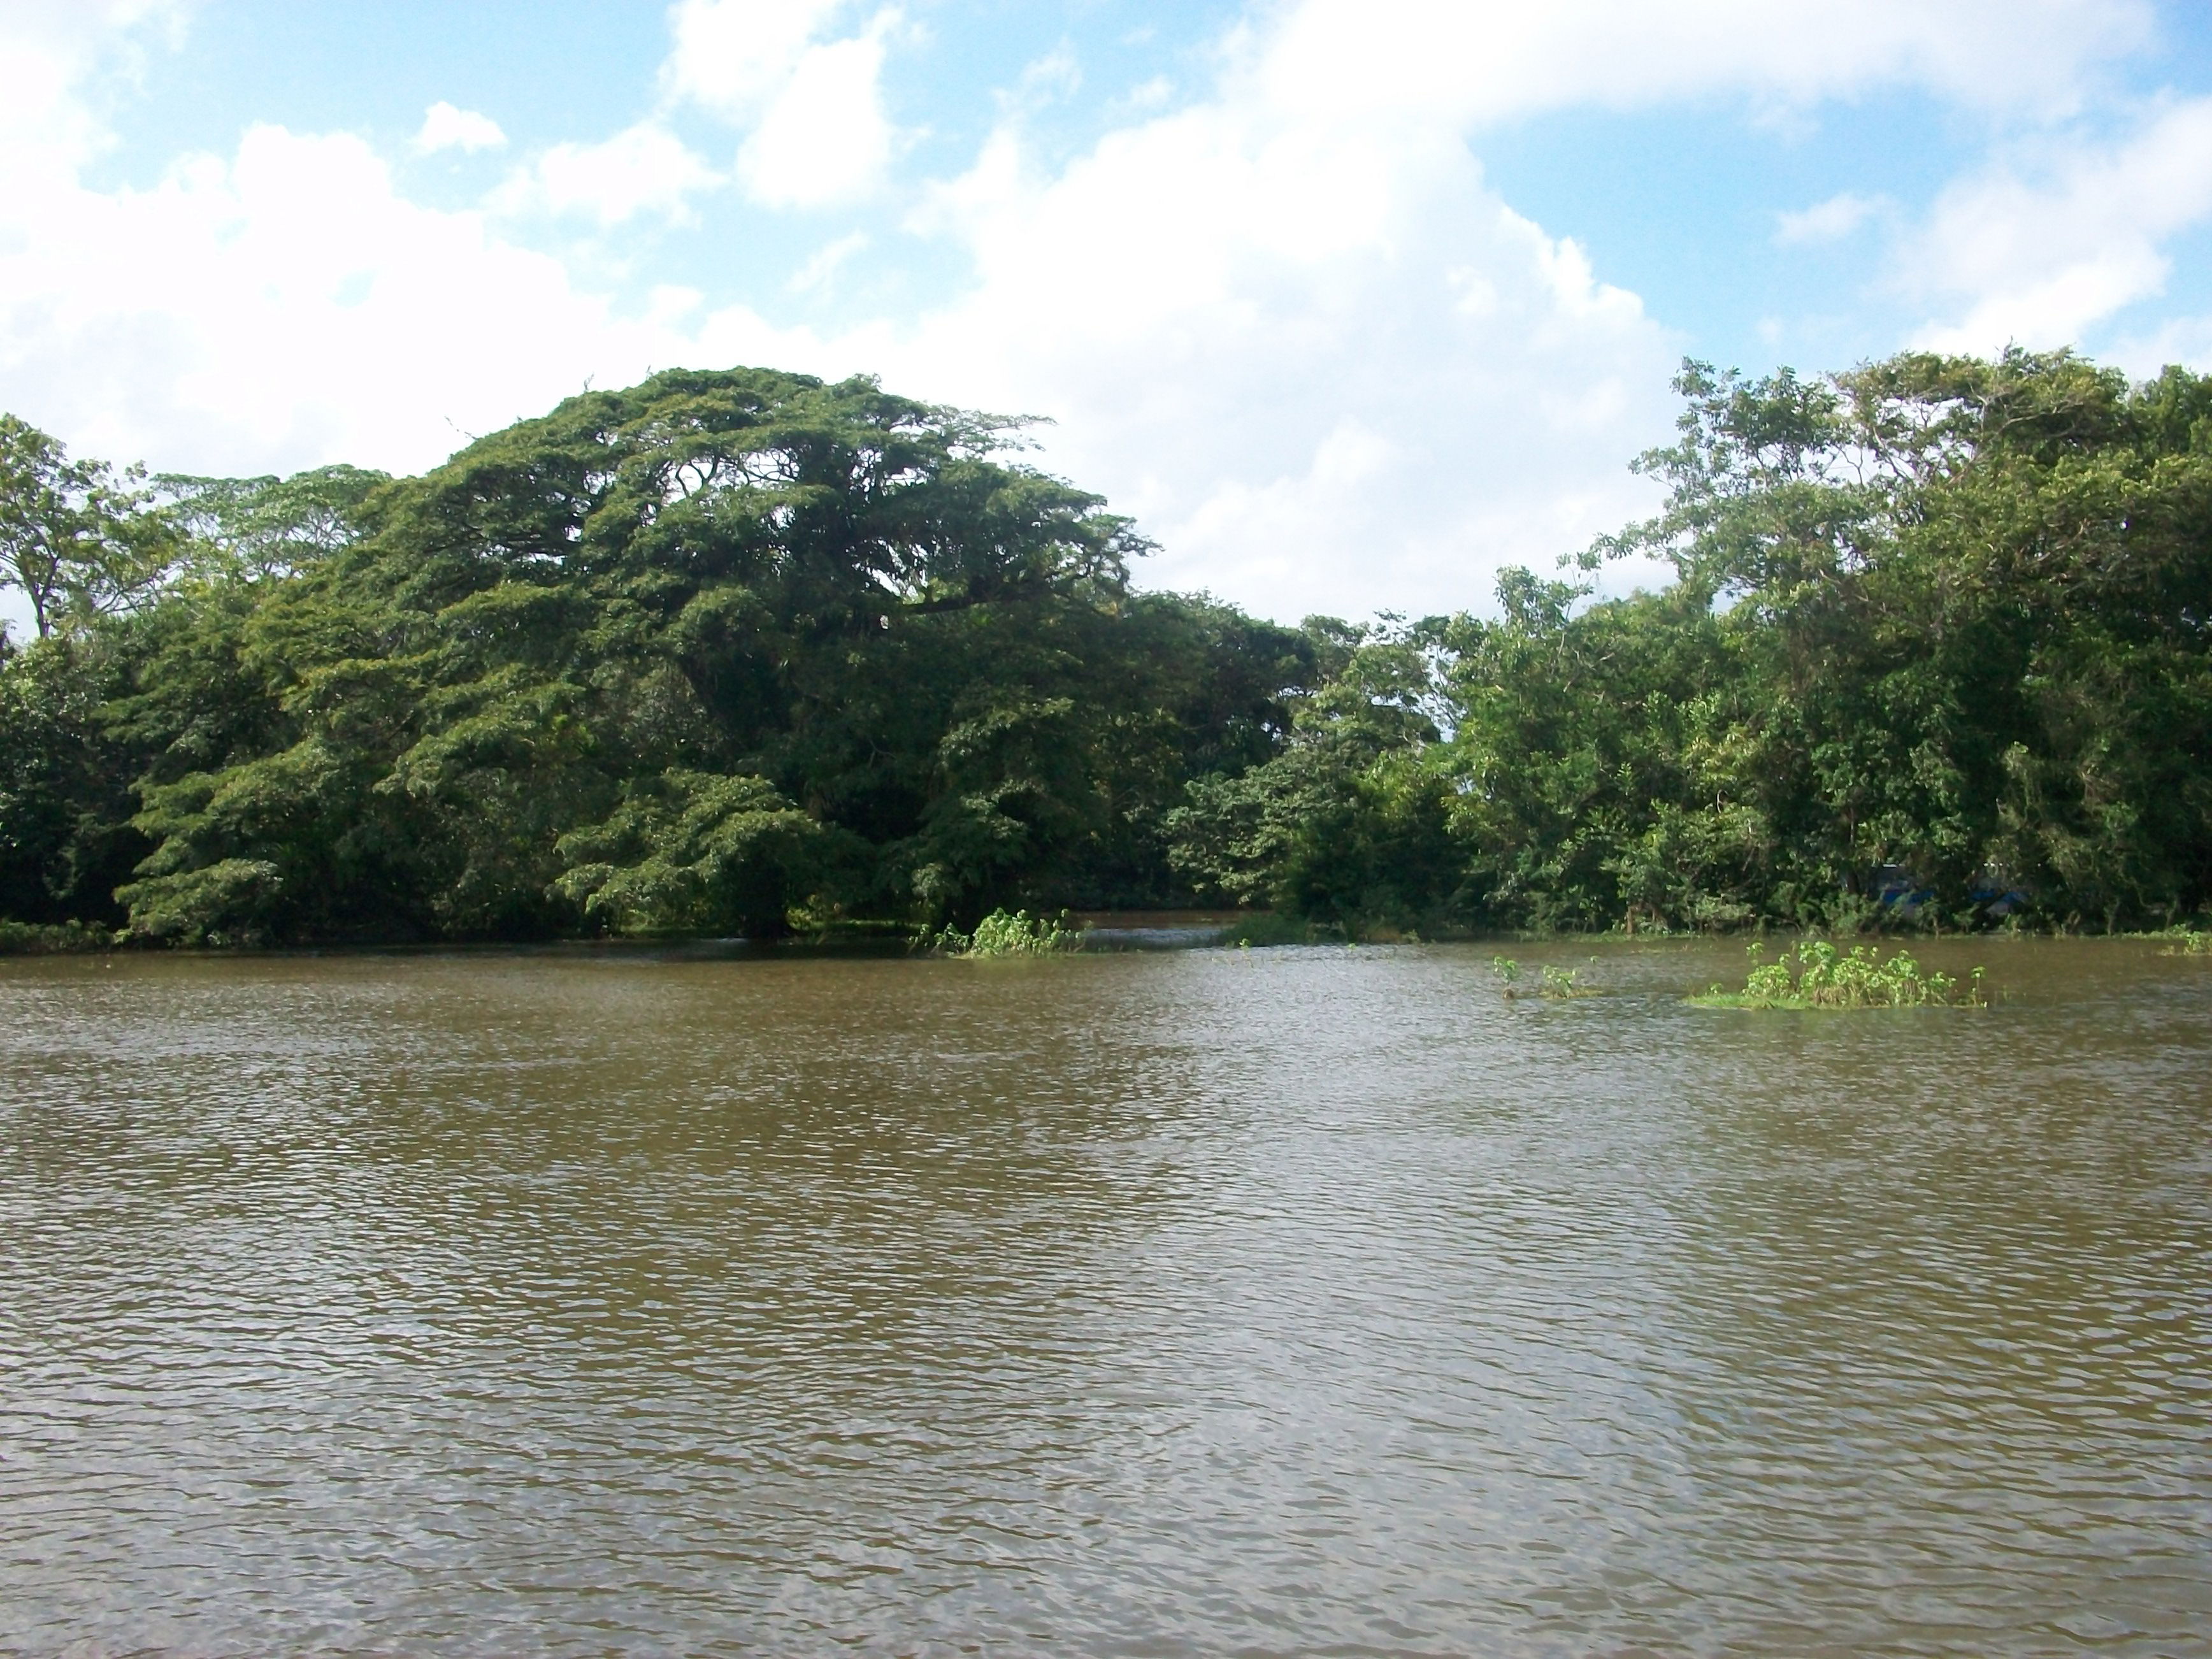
top-left (7, 1), bottom-right (2212, 621)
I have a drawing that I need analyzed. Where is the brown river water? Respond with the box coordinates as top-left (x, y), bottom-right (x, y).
top-left (1, 938), bottom-right (2207, 1656)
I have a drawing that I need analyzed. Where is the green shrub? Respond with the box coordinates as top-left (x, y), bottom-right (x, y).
top-left (1489, 954), bottom-right (1599, 998)
top-left (1693, 940), bottom-right (1986, 1009)
top-left (0, 919), bottom-right (116, 954)
top-left (927, 908), bottom-right (1081, 958)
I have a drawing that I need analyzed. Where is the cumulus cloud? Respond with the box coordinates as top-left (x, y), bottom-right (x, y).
top-left (0, 0), bottom-right (2190, 622)
top-left (491, 120), bottom-right (722, 226)
top-left (736, 22), bottom-right (898, 208)
top-left (877, 83), bottom-right (1675, 618)
top-left (0, 115), bottom-right (809, 475)
top-left (0, 1), bottom-right (190, 171)
top-left (413, 101), bottom-right (506, 156)
top-left (2104, 309), bottom-right (2212, 378)
top-left (1906, 98), bottom-right (2212, 352)
top-left (661, 0), bottom-right (847, 116)
top-left (662, 0), bottom-right (901, 208)
top-left (0, 0), bottom-right (192, 81)
top-left (846, 0), bottom-right (2164, 615)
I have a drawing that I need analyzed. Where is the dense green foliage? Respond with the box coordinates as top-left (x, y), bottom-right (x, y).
top-left (928, 907), bottom-right (1082, 958)
top-left (0, 413), bottom-right (175, 641)
top-left (1, 371), bottom-right (1305, 943)
top-left (3, 350), bottom-right (2208, 946)
top-left (1168, 349), bottom-right (2212, 935)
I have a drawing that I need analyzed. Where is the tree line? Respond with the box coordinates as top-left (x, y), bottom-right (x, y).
top-left (3, 350), bottom-right (2207, 946)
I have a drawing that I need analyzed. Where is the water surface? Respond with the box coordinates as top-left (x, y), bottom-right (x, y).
top-left (3, 939), bottom-right (2207, 1655)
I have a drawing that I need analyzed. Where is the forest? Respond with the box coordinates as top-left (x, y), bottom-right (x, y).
top-left (3, 348), bottom-right (2208, 946)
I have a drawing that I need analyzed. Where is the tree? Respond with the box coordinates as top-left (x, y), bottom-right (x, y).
top-left (154, 464), bottom-right (390, 579)
top-left (0, 633), bottom-right (147, 925)
top-left (1167, 617), bottom-right (1458, 930)
top-left (0, 415), bottom-right (170, 640)
top-left (12, 350), bottom-right (2199, 947)
top-left (89, 367), bottom-right (1297, 942)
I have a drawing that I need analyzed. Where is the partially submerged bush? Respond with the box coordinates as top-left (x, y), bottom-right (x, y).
top-left (1490, 955), bottom-right (1600, 998)
top-left (1694, 940), bottom-right (1986, 1009)
top-left (926, 908), bottom-right (1081, 958)
top-left (1539, 964), bottom-right (1595, 998)
top-left (2159, 928), bottom-right (2210, 957)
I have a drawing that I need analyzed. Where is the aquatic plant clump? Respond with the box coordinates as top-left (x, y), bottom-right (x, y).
top-left (1694, 940), bottom-right (1986, 1009)
top-left (928, 908), bottom-right (1082, 958)
top-left (1490, 956), bottom-right (1600, 998)
top-left (2159, 928), bottom-right (2211, 956)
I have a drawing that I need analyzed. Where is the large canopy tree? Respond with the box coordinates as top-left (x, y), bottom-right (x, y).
top-left (96, 368), bottom-right (1304, 943)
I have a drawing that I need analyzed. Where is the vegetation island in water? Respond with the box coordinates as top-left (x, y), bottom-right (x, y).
top-left (3, 348), bottom-right (2209, 952)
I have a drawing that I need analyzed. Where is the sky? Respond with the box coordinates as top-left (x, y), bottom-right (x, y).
top-left (5, 0), bottom-right (2212, 622)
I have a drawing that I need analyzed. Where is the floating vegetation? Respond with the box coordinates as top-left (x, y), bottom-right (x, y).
top-left (1693, 940), bottom-right (1986, 1009)
top-left (1490, 956), bottom-right (1600, 999)
top-left (925, 908), bottom-right (1081, 958)
top-left (2158, 928), bottom-right (2210, 957)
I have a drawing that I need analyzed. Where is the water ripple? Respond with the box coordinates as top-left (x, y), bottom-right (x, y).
top-left (1, 941), bottom-right (2207, 1655)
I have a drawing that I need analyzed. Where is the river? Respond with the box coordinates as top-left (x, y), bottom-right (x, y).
top-left (2, 938), bottom-right (2206, 1655)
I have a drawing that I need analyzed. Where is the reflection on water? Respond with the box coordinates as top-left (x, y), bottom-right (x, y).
top-left (2, 940), bottom-right (2207, 1655)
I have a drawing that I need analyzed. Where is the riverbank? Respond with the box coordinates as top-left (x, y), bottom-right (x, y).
top-left (0, 921), bottom-right (117, 954)
top-left (8, 908), bottom-right (2209, 957)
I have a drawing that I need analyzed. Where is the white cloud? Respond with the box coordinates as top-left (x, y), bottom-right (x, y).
top-left (1776, 191), bottom-right (1883, 245)
top-left (736, 24), bottom-right (897, 208)
top-left (661, 0), bottom-right (901, 208)
top-left (661, 0), bottom-right (846, 117)
top-left (491, 120), bottom-right (722, 226)
top-left (0, 0), bottom-right (2187, 625)
top-left (0, 0), bottom-right (192, 80)
top-left (0, 1), bottom-right (191, 172)
top-left (789, 231), bottom-right (869, 294)
top-left (0, 5), bottom-right (810, 482)
top-left (0, 115), bottom-right (807, 476)
top-left (849, 0), bottom-right (2162, 617)
top-left (1118, 75), bottom-right (1174, 114)
top-left (2104, 310), bottom-right (2212, 378)
top-left (1007, 48), bottom-right (1082, 112)
top-left (1906, 99), bottom-right (2212, 352)
top-left (413, 101), bottom-right (506, 156)
top-left (875, 69), bottom-right (1677, 619)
